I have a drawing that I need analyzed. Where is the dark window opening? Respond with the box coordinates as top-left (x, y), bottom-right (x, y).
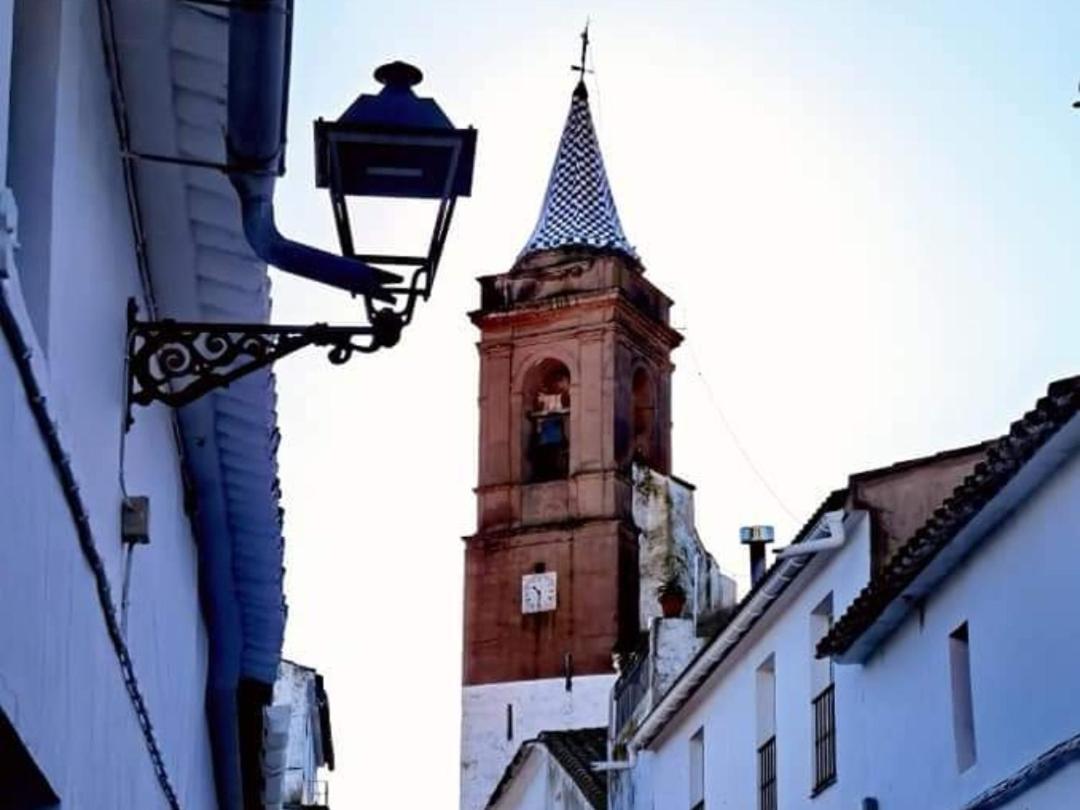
top-left (950, 622), bottom-right (977, 771)
top-left (238, 677), bottom-right (273, 810)
top-left (525, 360), bottom-right (570, 482)
top-left (0, 708), bottom-right (59, 808)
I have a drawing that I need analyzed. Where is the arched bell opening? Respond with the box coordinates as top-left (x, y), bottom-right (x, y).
top-left (523, 359), bottom-right (571, 483)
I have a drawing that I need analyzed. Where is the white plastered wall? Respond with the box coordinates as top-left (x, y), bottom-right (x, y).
top-left (631, 512), bottom-right (872, 810)
top-left (461, 674), bottom-right (615, 810)
top-left (0, 1), bottom-right (216, 806)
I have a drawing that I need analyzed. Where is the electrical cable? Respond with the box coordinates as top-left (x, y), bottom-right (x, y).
top-left (685, 335), bottom-right (799, 522)
top-left (0, 280), bottom-right (181, 809)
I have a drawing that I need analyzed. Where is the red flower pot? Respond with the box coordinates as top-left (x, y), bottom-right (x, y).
top-left (658, 588), bottom-right (686, 618)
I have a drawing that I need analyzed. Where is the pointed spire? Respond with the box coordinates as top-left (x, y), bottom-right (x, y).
top-left (517, 79), bottom-right (638, 264)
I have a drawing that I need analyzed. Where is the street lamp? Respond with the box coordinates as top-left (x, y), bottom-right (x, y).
top-left (126, 61), bottom-right (476, 424)
top-left (314, 60), bottom-right (476, 331)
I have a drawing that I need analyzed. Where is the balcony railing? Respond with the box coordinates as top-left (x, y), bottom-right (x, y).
top-left (612, 648), bottom-right (651, 737)
top-left (757, 735), bottom-right (777, 810)
top-left (812, 683), bottom-right (836, 793)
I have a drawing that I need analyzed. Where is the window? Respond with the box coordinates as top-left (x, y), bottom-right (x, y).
top-left (7, 0), bottom-right (63, 348)
top-left (524, 360), bottom-right (570, 482)
top-left (949, 622), bottom-right (977, 771)
top-left (810, 595), bottom-right (836, 793)
top-left (756, 656), bottom-right (777, 810)
top-left (689, 727), bottom-right (704, 810)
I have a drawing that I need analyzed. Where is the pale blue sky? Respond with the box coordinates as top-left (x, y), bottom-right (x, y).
top-left (268, 3), bottom-right (1080, 805)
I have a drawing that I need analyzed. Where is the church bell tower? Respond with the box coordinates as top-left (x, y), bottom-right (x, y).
top-left (459, 71), bottom-right (683, 810)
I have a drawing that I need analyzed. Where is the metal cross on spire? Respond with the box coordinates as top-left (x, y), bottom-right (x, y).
top-left (570, 21), bottom-right (593, 83)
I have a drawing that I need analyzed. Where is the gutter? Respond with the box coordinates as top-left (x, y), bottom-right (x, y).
top-left (211, 3), bottom-right (406, 806)
top-left (774, 510), bottom-right (846, 558)
top-left (592, 746), bottom-right (637, 772)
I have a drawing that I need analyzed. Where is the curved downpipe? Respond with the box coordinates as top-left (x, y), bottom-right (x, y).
top-left (198, 3), bottom-right (400, 808)
top-left (226, 0), bottom-right (400, 300)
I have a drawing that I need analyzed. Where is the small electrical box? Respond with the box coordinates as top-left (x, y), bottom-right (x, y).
top-left (122, 496), bottom-right (150, 545)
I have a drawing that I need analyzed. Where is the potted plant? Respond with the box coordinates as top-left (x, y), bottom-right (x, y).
top-left (657, 580), bottom-right (686, 618)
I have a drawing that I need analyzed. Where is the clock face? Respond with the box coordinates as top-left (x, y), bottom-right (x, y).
top-left (521, 572), bottom-right (557, 614)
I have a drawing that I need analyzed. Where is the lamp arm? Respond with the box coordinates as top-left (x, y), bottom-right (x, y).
top-left (124, 301), bottom-right (399, 427)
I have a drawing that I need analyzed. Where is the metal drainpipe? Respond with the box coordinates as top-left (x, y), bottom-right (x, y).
top-left (225, 0), bottom-right (400, 299)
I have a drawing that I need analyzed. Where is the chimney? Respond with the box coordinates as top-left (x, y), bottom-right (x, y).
top-left (740, 525), bottom-right (774, 587)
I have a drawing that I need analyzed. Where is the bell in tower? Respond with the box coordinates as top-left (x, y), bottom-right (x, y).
top-left (459, 39), bottom-right (686, 810)
top-left (526, 361), bottom-right (571, 482)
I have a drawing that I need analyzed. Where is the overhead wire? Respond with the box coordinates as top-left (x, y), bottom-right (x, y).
top-left (684, 334), bottom-right (799, 523)
top-left (584, 24), bottom-right (794, 525)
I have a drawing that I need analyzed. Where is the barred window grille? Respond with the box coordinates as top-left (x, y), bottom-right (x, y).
top-left (812, 683), bottom-right (837, 792)
top-left (757, 735), bottom-right (777, 810)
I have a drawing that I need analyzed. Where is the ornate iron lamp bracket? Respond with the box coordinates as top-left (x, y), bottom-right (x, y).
top-left (125, 300), bottom-right (401, 427)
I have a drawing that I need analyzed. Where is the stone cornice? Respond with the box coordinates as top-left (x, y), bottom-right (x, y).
top-left (472, 289), bottom-right (682, 352)
top-left (462, 516), bottom-right (631, 546)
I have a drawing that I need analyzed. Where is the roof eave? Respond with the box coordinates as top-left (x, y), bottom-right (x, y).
top-left (835, 409), bottom-right (1080, 664)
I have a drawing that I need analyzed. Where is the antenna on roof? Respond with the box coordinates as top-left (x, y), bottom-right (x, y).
top-left (570, 20), bottom-right (594, 83)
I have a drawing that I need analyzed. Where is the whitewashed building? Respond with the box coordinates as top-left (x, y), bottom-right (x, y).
top-left (0, 1), bottom-right (335, 808)
top-left (264, 661), bottom-right (335, 810)
top-left (609, 375), bottom-right (1080, 810)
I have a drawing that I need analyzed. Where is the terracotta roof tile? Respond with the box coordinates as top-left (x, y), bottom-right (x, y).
top-left (819, 375), bottom-right (1080, 658)
top-left (486, 727), bottom-right (608, 809)
top-left (538, 728), bottom-right (608, 809)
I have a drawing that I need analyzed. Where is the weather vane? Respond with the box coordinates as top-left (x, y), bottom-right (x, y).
top-left (571, 21), bottom-right (593, 82)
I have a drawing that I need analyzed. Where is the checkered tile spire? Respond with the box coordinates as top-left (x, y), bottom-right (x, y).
top-left (518, 82), bottom-right (638, 262)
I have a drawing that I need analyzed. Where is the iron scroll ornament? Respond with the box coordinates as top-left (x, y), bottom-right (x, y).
top-left (125, 300), bottom-right (402, 426)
